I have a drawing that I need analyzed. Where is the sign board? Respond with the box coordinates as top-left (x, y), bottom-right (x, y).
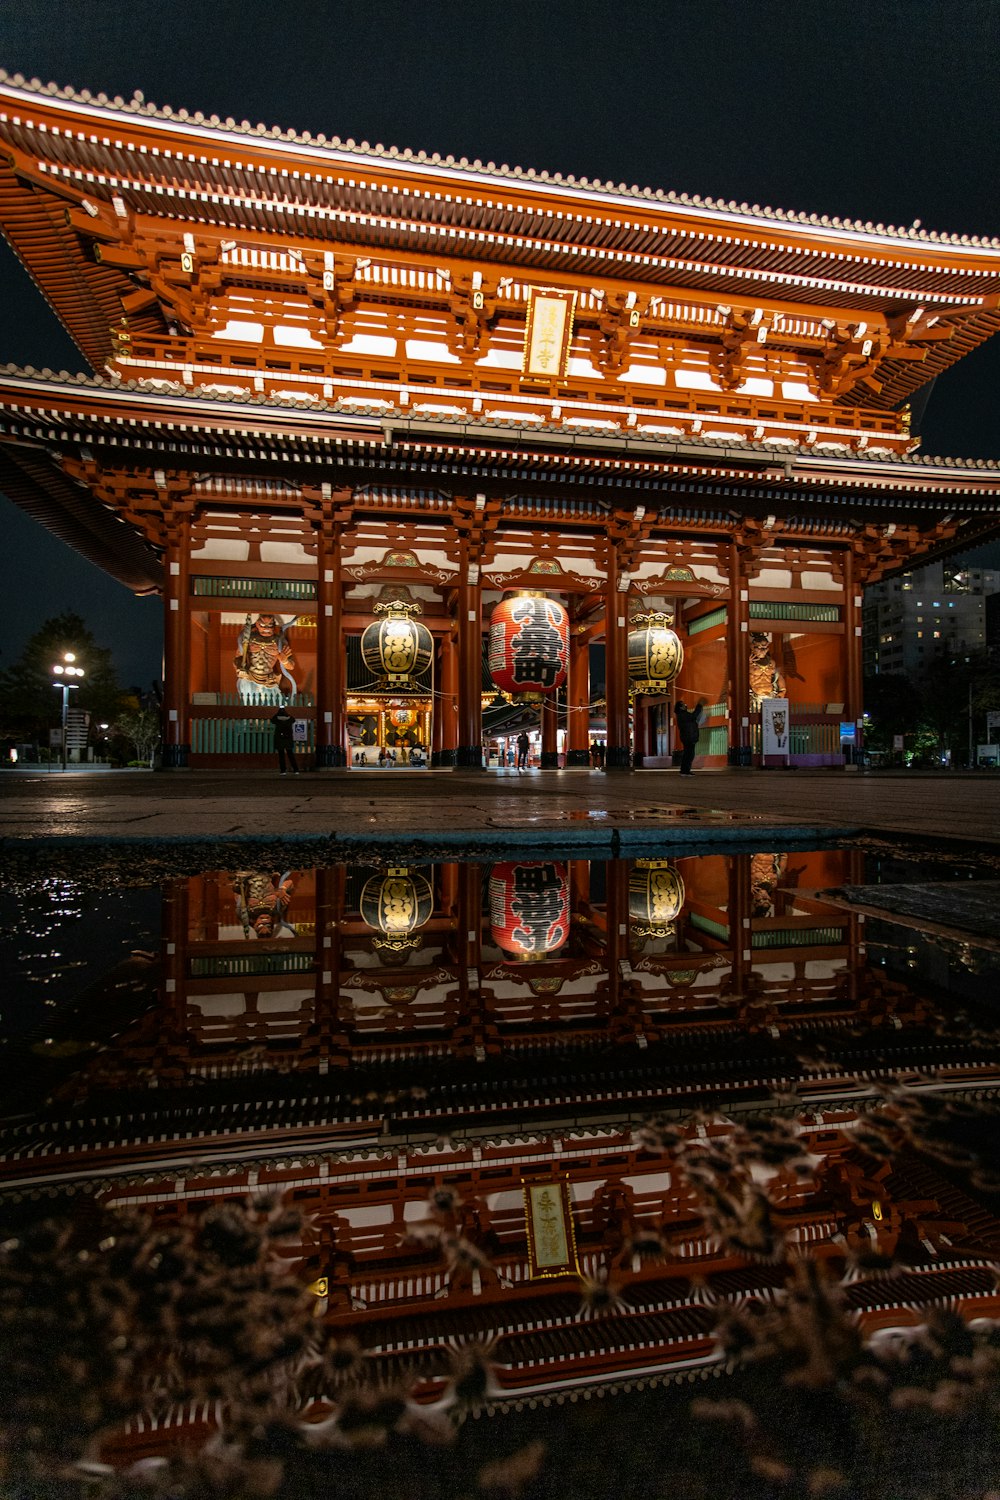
top-left (978, 743), bottom-right (1000, 764)
top-left (839, 722), bottom-right (857, 743)
top-left (49, 727), bottom-right (64, 748)
top-left (292, 719), bottom-right (308, 743)
top-left (761, 698), bottom-right (790, 757)
top-left (987, 710), bottom-right (1000, 731)
top-left (65, 709), bottom-right (90, 748)
top-left (893, 734), bottom-right (905, 751)
top-left (521, 288), bottom-right (577, 380)
top-left (522, 1178), bottom-right (579, 1279)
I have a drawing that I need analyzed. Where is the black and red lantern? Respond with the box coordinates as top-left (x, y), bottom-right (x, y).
top-left (488, 591), bottom-right (569, 702)
top-left (489, 860), bottom-right (569, 960)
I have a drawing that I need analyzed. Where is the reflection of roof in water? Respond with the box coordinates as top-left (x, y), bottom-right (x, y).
top-left (3, 845), bottom-right (1000, 1445)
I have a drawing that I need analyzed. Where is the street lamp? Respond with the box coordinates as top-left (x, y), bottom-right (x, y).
top-left (51, 652), bottom-right (85, 770)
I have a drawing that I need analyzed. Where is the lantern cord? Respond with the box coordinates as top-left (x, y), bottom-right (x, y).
top-left (410, 687), bottom-right (709, 713)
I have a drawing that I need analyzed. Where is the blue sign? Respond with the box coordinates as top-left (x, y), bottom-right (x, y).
top-left (839, 722), bottom-right (857, 743)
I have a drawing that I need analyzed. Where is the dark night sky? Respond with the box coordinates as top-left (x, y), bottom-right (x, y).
top-left (3, 0), bottom-right (1000, 686)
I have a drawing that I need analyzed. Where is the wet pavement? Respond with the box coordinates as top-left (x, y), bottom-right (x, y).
top-left (2, 764), bottom-right (999, 851)
top-left (814, 879), bottom-right (1000, 951)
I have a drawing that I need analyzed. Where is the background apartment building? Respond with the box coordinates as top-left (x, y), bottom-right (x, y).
top-left (864, 559), bottom-right (1000, 678)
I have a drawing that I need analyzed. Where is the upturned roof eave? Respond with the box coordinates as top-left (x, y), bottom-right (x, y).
top-left (0, 445), bottom-right (164, 594)
top-left (3, 70), bottom-right (1000, 266)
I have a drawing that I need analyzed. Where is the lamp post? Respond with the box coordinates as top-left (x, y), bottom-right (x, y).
top-left (51, 653), bottom-right (85, 770)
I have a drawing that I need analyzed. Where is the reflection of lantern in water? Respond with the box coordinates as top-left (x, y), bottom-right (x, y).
top-left (490, 860), bottom-right (569, 959)
top-left (361, 598), bottom-right (433, 686)
top-left (628, 859), bottom-right (685, 938)
top-left (488, 592), bottom-right (569, 701)
top-left (360, 866), bottom-right (433, 958)
top-left (627, 612), bottom-right (684, 693)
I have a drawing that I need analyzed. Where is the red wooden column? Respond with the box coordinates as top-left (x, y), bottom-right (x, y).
top-left (433, 630), bottom-right (459, 767)
top-left (843, 547), bottom-right (863, 760)
top-left (727, 538), bottom-right (751, 766)
top-left (729, 848), bottom-right (750, 1007)
top-left (453, 862), bottom-right (497, 1057)
top-left (604, 555), bottom-right (631, 771)
top-left (161, 876), bottom-right (189, 1025)
top-left (565, 622), bottom-right (591, 767)
top-left (313, 865), bottom-right (348, 1068)
top-left (162, 511), bottom-right (191, 768)
top-left (604, 856), bottom-right (627, 1034)
top-left (315, 522), bottom-right (346, 768)
top-left (206, 614), bottom-right (222, 697)
top-left (456, 563), bottom-right (483, 769)
top-left (632, 696), bottom-right (653, 767)
top-left (540, 696), bottom-right (559, 768)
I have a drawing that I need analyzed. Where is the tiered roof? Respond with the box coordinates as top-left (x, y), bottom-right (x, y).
top-left (3, 73), bottom-right (1000, 583)
top-left (2, 70), bottom-right (1000, 402)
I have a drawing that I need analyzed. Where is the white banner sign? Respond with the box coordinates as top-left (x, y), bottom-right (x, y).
top-left (761, 697), bottom-right (790, 757)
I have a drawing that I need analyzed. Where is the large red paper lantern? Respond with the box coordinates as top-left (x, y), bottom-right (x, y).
top-left (489, 860), bottom-right (569, 960)
top-left (488, 591), bottom-right (568, 702)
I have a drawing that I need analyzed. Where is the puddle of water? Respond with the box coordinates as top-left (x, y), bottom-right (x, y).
top-left (3, 841), bottom-right (1000, 1491)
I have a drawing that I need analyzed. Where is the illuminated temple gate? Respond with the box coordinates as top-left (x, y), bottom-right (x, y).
top-left (2, 70), bottom-right (1000, 768)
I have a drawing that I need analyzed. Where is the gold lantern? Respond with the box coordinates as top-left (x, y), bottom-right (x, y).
top-left (361, 596), bottom-right (433, 688)
top-left (360, 865), bottom-right (434, 957)
top-left (627, 611), bottom-right (684, 693)
top-left (628, 859), bottom-right (685, 939)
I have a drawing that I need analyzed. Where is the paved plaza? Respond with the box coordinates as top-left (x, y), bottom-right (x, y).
top-left (2, 765), bottom-right (999, 851)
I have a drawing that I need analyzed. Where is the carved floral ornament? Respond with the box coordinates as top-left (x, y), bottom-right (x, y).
top-left (632, 568), bottom-right (727, 598)
top-left (344, 968), bottom-right (453, 999)
top-left (483, 557), bottom-right (602, 593)
top-left (484, 560), bottom-right (725, 598)
top-left (483, 958), bottom-right (602, 982)
top-left (345, 550), bottom-right (457, 585)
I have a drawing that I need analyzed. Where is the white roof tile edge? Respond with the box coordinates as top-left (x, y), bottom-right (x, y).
top-left (2, 70), bottom-right (999, 255)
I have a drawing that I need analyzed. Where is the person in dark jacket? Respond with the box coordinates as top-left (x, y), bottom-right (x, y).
top-left (674, 699), bottom-right (704, 776)
top-left (271, 703), bottom-right (300, 775)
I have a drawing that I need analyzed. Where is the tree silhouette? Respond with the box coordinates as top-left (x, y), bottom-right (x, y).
top-left (114, 705), bottom-right (160, 766)
top-left (0, 612), bottom-right (123, 747)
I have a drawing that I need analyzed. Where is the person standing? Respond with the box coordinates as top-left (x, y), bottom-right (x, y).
top-left (674, 700), bottom-right (704, 777)
top-left (271, 702), bottom-right (300, 775)
top-left (516, 730), bottom-right (530, 770)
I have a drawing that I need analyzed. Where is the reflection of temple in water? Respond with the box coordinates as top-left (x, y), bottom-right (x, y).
top-left (3, 848), bottom-right (1000, 1459)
